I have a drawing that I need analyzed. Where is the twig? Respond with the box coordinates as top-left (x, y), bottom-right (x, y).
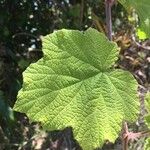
top-left (91, 11), bottom-right (106, 34)
top-left (12, 32), bottom-right (41, 40)
top-left (132, 36), bottom-right (150, 50)
top-left (122, 122), bottom-right (129, 150)
top-left (122, 122), bottom-right (150, 150)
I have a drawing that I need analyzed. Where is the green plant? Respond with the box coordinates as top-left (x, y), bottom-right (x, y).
top-left (13, 0), bottom-right (150, 150)
top-left (119, 0), bottom-right (150, 38)
top-left (143, 93), bottom-right (150, 150)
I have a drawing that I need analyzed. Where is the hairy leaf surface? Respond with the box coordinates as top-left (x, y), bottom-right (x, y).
top-left (145, 92), bottom-right (150, 128)
top-left (14, 28), bottom-right (139, 150)
top-left (119, 0), bottom-right (150, 38)
top-left (144, 92), bottom-right (150, 150)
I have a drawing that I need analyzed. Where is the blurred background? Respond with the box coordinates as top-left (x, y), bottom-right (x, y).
top-left (0, 0), bottom-right (149, 149)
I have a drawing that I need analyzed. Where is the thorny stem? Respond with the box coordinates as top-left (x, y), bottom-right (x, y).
top-left (122, 122), bottom-right (150, 150)
top-left (105, 0), bottom-right (114, 41)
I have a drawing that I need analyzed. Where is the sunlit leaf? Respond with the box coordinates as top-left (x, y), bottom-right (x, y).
top-left (14, 28), bottom-right (139, 149)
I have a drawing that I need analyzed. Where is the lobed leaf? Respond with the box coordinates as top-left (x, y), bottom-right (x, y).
top-left (14, 28), bottom-right (139, 150)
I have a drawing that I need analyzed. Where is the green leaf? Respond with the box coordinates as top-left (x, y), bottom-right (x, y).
top-left (13, 28), bottom-right (139, 150)
top-left (119, 0), bottom-right (150, 39)
top-left (145, 92), bottom-right (150, 128)
top-left (137, 28), bottom-right (147, 40)
top-left (0, 91), bottom-right (14, 122)
top-left (144, 137), bottom-right (150, 150)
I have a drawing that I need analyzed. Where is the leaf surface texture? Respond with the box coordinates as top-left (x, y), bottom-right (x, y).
top-left (14, 28), bottom-right (139, 150)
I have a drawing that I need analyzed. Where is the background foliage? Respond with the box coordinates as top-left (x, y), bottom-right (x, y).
top-left (0, 0), bottom-right (150, 149)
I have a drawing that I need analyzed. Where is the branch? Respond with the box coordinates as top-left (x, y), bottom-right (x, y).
top-left (122, 122), bottom-right (150, 150)
top-left (132, 36), bottom-right (150, 50)
top-left (12, 32), bottom-right (41, 40)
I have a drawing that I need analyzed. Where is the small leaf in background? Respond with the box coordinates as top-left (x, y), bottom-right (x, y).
top-left (144, 137), bottom-right (150, 150)
top-left (137, 28), bottom-right (147, 40)
top-left (144, 92), bottom-right (150, 150)
top-left (119, 0), bottom-right (150, 39)
top-left (0, 91), bottom-right (14, 122)
top-left (14, 28), bottom-right (139, 150)
top-left (18, 59), bottom-right (30, 70)
top-left (145, 92), bottom-right (150, 128)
